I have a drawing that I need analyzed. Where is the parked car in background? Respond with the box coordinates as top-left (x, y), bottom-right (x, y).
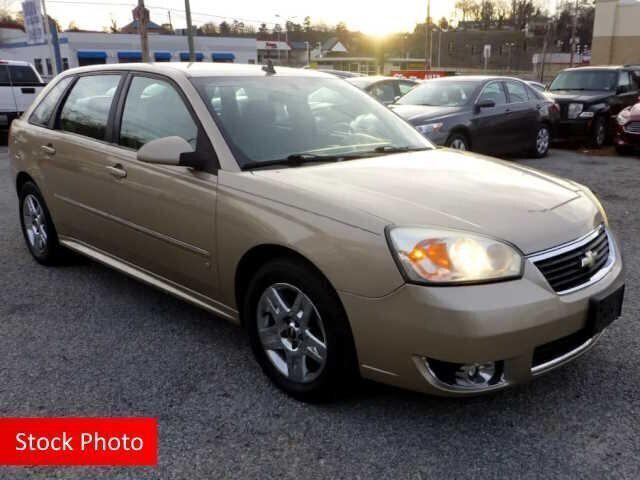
top-left (392, 76), bottom-right (555, 157)
top-left (547, 66), bottom-right (640, 148)
top-left (0, 60), bottom-right (45, 130)
top-left (346, 76), bottom-right (418, 105)
top-left (9, 64), bottom-right (625, 401)
top-left (614, 97), bottom-right (640, 154)
top-left (527, 80), bottom-right (546, 92)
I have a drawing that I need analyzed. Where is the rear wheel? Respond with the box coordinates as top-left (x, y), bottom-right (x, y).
top-left (530, 124), bottom-right (550, 158)
top-left (19, 182), bottom-right (63, 265)
top-left (446, 133), bottom-right (469, 151)
top-left (245, 258), bottom-right (357, 402)
top-left (590, 117), bottom-right (607, 149)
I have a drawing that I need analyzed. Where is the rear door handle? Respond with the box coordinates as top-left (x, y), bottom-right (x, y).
top-left (40, 145), bottom-right (56, 155)
top-left (106, 165), bottom-right (127, 179)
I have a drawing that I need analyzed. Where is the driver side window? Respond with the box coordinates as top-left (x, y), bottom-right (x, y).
top-left (478, 82), bottom-right (507, 106)
top-left (119, 76), bottom-right (198, 150)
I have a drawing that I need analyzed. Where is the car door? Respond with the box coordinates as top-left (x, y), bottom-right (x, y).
top-left (37, 72), bottom-right (127, 256)
top-left (470, 81), bottom-right (511, 154)
top-left (7, 64), bottom-right (44, 113)
top-left (99, 73), bottom-right (219, 299)
top-left (504, 80), bottom-right (538, 151)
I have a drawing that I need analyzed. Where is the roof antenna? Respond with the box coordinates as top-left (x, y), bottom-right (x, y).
top-left (262, 59), bottom-right (276, 75)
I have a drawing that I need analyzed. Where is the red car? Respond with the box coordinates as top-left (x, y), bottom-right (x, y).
top-left (615, 98), bottom-right (640, 154)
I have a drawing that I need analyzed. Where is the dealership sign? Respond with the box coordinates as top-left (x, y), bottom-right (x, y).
top-left (22, 0), bottom-right (45, 45)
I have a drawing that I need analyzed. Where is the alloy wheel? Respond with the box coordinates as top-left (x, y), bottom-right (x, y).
top-left (595, 121), bottom-right (606, 147)
top-left (256, 283), bottom-right (327, 384)
top-left (22, 194), bottom-right (48, 255)
top-left (536, 127), bottom-right (550, 155)
top-left (450, 138), bottom-right (467, 150)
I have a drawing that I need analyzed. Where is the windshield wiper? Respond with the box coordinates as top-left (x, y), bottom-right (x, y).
top-left (373, 146), bottom-right (431, 154)
top-left (243, 153), bottom-right (361, 170)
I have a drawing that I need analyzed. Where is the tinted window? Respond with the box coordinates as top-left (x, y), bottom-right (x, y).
top-left (59, 75), bottom-right (120, 140)
top-left (478, 82), bottom-right (507, 105)
top-left (398, 81), bottom-right (415, 96)
top-left (549, 70), bottom-right (618, 91)
top-left (120, 76), bottom-right (198, 150)
top-left (397, 80), bottom-right (477, 107)
top-left (618, 71), bottom-right (631, 90)
top-left (370, 82), bottom-right (396, 103)
top-left (0, 65), bottom-right (9, 86)
top-left (8, 65), bottom-right (41, 86)
top-left (30, 77), bottom-right (73, 127)
top-left (631, 71), bottom-right (640, 90)
top-left (506, 81), bottom-right (528, 103)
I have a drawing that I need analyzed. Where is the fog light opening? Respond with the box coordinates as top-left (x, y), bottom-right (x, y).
top-left (427, 358), bottom-right (504, 389)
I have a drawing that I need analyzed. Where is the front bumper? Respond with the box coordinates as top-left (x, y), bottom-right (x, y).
top-left (340, 232), bottom-right (624, 396)
top-left (615, 123), bottom-right (640, 148)
top-left (553, 119), bottom-right (592, 141)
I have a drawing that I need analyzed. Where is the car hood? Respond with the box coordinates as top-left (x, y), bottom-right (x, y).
top-left (245, 150), bottom-right (602, 255)
top-left (391, 104), bottom-right (463, 124)
top-left (547, 90), bottom-right (612, 104)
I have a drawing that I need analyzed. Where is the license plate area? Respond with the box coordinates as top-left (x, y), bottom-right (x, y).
top-left (587, 284), bottom-right (625, 336)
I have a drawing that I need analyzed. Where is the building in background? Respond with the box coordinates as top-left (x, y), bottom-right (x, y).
top-left (592, 0), bottom-right (640, 65)
top-left (0, 31), bottom-right (257, 80)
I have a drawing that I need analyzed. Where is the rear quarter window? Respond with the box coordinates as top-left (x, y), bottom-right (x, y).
top-left (29, 77), bottom-right (73, 127)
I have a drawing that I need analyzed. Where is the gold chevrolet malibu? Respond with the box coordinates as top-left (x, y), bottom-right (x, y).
top-left (9, 63), bottom-right (625, 401)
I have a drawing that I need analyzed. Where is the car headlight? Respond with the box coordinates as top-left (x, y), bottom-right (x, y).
top-left (617, 110), bottom-right (630, 126)
top-left (568, 103), bottom-right (583, 119)
top-left (386, 227), bottom-right (523, 285)
top-left (415, 122), bottom-right (444, 136)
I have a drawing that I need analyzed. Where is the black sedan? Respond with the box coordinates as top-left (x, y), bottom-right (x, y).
top-left (347, 76), bottom-right (418, 105)
top-left (391, 76), bottom-right (556, 158)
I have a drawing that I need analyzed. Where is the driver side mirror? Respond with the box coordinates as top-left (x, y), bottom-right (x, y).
top-left (474, 99), bottom-right (496, 113)
top-left (137, 136), bottom-right (198, 168)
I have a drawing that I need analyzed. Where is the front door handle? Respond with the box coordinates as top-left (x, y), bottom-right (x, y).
top-left (106, 165), bottom-right (127, 179)
top-left (41, 145), bottom-right (56, 155)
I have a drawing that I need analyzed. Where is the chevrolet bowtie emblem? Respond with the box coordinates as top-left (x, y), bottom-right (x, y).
top-left (581, 250), bottom-right (597, 269)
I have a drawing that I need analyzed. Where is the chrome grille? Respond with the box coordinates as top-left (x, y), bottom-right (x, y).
top-left (530, 227), bottom-right (612, 294)
top-left (625, 121), bottom-right (640, 134)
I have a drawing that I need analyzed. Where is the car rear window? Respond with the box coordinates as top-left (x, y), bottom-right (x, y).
top-left (30, 77), bottom-right (73, 127)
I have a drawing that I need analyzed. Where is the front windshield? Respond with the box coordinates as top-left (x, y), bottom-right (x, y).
top-left (549, 70), bottom-right (618, 91)
top-left (192, 76), bottom-right (432, 167)
top-left (396, 80), bottom-right (477, 107)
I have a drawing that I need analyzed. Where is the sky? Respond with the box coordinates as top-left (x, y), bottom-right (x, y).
top-left (13, 0), bottom-right (459, 36)
top-left (8, 0), bottom-right (558, 36)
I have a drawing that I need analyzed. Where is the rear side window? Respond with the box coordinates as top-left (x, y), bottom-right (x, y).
top-left (30, 77), bottom-right (73, 127)
top-left (8, 65), bottom-right (41, 86)
top-left (119, 76), bottom-right (198, 150)
top-left (59, 75), bottom-right (120, 141)
top-left (506, 81), bottom-right (529, 103)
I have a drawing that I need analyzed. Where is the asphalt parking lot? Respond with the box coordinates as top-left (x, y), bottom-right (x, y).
top-left (1, 146), bottom-right (639, 479)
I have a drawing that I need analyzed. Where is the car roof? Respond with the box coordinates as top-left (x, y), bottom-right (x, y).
top-left (561, 65), bottom-right (632, 72)
top-left (347, 75), bottom-right (413, 87)
top-left (0, 59), bottom-right (35, 67)
top-left (422, 75), bottom-right (528, 83)
top-left (57, 62), bottom-right (337, 80)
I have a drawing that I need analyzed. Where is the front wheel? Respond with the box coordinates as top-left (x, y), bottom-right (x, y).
top-left (590, 117), bottom-right (607, 149)
top-left (245, 258), bottom-right (357, 402)
top-left (531, 124), bottom-right (551, 158)
top-left (446, 133), bottom-right (469, 151)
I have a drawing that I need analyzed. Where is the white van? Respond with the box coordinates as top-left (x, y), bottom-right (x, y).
top-left (0, 60), bottom-right (45, 129)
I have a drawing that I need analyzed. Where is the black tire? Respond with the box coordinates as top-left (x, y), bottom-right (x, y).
top-left (446, 132), bottom-right (470, 151)
top-left (530, 124), bottom-right (551, 158)
top-left (615, 144), bottom-right (633, 156)
top-left (244, 257), bottom-right (358, 402)
top-left (18, 181), bottom-right (63, 265)
top-left (590, 116), bottom-right (607, 149)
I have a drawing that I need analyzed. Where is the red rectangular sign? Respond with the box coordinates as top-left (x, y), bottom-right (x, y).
top-left (0, 418), bottom-right (158, 466)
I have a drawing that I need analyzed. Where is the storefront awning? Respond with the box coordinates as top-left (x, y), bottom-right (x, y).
top-left (118, 51), bottom-right (142, 61)
top-left (179, 52), bottom-right (204, 61)
top-left (154, 51), bottom-right (172, 61)
top-left (212, 52), bottom-right (235, 62)
top-left (77, 51), bottom-right (107, 60)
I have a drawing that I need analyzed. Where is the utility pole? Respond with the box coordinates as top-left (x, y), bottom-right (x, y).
top-left (424, 0), bottom-right (431, 71)
top-left (167, 9), bottom-right (174, 33)
top-left (185, 0), bottom-right (196, 62)
top-left (40, 0), bottom-right (58, 75)
top-left (134, 0), bottom-right (150, 62)
top-left (569, 0), bottom-right (579, 67)
top-left (540, 22), bottom-right (551, 83)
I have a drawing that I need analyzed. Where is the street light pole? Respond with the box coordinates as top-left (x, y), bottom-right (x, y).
top-left (184, 0), bottom-right (196, 62)
top-left (569, 0), bottom-right (579, 67)
top-left (40, 0), bottom-right (58, 75)
top-left (424, 0), bottom-right (431, 71)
